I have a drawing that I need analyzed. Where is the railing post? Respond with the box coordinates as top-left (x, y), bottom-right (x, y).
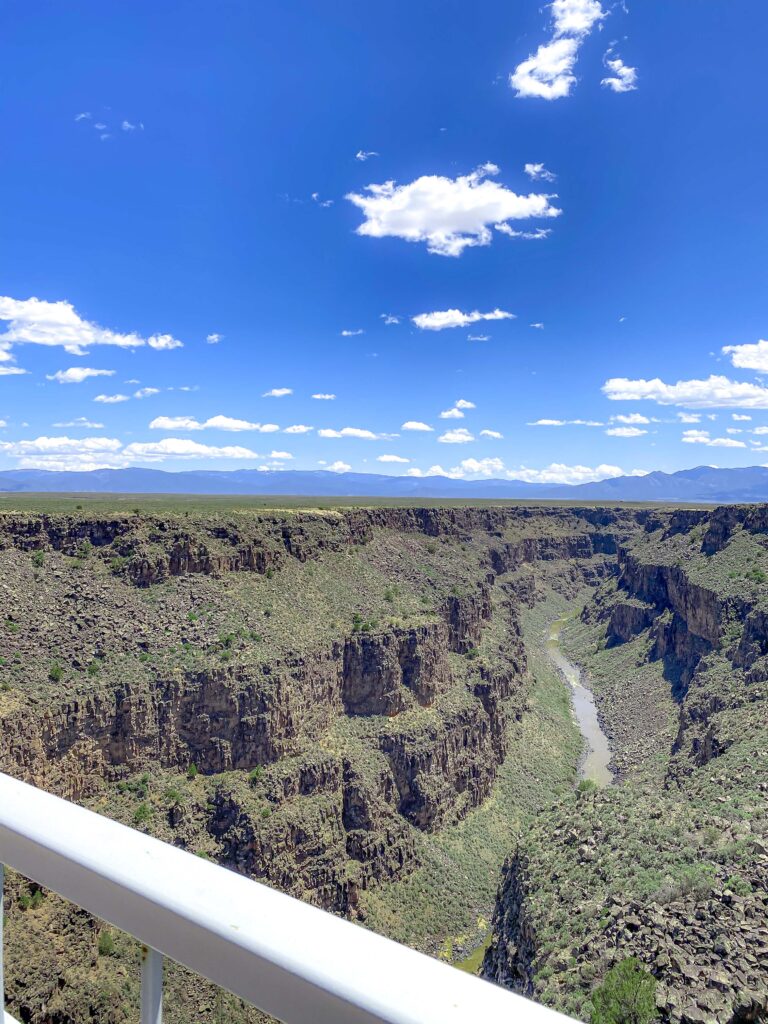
top-left (140, 946), bottom-right (163, 1024)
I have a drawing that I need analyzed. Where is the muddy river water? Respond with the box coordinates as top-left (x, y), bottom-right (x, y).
top-left (547, 618), bottom-right (613, 788)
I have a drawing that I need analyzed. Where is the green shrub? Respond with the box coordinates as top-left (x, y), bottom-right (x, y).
top-left (591, 957), bottom-right (658, 1024)
top-left (31, 549), bottom-right (45, 567)
top-left (187, 764), bottom-right (198, 780)
top-left (249, 767), bottom-right (264, 788)
top-left (49, 661), bottom-right (64, 682)
top-left (98, 929), bottom-right (116, 957)
top-left (133, 802), bottom-right (151, 825)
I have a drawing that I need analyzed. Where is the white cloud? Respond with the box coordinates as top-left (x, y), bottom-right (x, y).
top-left (318, 427), bottom-right (380, 439)
top-left (411, 457), bottom-right (504, 478)
top-left (134, 387), bottom-right (160, 399)
top-left (381, 314), bottom-right (400, 325)
top-left (206, 333), bottom-right (223, 344)
top-left (46, 367), bottom-right (114, 384)
top-left (52, 417), bottom-right (104, 428)
top-left (0, 366), bottom-right (28, 376)
top-left (0, 296), bottom-right (183, 360)
top-left (726, 428), bottom-right (743, 435)
top-left (284, 424), bottom-right (314, 434)
top-left (479, 429), bottom-right (503, 439)
top-left (377, 454), bottom-right (410, 463)
top-left (511, 37), bottom-right (582, 100)
top-left (524, 162), bottom-right (557, 182)
top-left (269, 450), bottom-right (293, 460)
top-left (75, 112), bottom-right (91, 121)
top-left (121, 120), bottom-right (144, 132)
top-left (149, 415), bottom-right (279, 432)
top-left (340, 329), bottom-right (364, 337)
top-left (603, 374), bottom-right (768, 409)
top-left (677, 412), bottom-right (701, 423)
top-left (440, 407), bottom-right (464, 419)
top-left (612, 413), bottom-right (650, 424)
top-left (528, 418), bottom-right (604, 426)
top-left (346, 163), bottom-right (560, 257)
top-left (401, 421), bottom-right (433, 432)
top-left (605, 426), bottom-right (647, 437)
top-left (123, 438), bottom-right (261, 460)
top-left (468, 334), bottom-right (491, 342)
top-left (722, 339), bottom-right (768, 373)
top-left (312, 393), bottom-right (336, 400)
top-left (438, 428), bottom-right (475, 444)
top-left (0, 435), bottom-right (122, 455)
top-left (733, 413), bottom-right (752, 421)
top-left (601, 53), bottom-right (638, 93)
top-left (681, 429), bottom-right (746, 448)
top-left (327, 460), bottom-right (351, 473)
top-left (310, 193), bottom-right (334, 208)
top-left (494, 225), bottom-right (552, 240)
top-left (262, 388), bottom-right (293, 398)
top-left (455, 399), bottom-right (475, 409)
top-left (511, 0), bottom-right (606, 100)
top-left (753, 427), bottom-right (768, 435)
top-left (412, 308), bottom-right (515, 331)
top-left (511, 463), bottom-right (630, 485)
top-left (94, 394), bottom-right (130, 404)
top-left (355, 150), bottom-right (379, 161)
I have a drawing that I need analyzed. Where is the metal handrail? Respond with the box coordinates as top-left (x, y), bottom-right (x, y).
top-left (0, 772), bottom-right (576, 1024)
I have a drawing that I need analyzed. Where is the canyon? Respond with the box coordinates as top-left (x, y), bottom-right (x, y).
top-left (0, 501), bottom-right (766, 1023)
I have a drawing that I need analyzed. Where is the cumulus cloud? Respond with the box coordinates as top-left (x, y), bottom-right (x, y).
top-left (318, 427), bottom-right (381, 440)
top-left (381, 314), bottom-right (401, 325)
top-left (511, 463), bottom-right (634, 485)
top-left (511, 0), bottom-right (606, 100)
top-left (681, 430), bottom-right (746, 448)
top-left (401, 421), bottom-right (433, 432)
top-left (0, 296), bottom-right (183, 361)
top-left (530, 323), bottom-right (545, 330)
top-left (511, 37), bottom-right (582, 100)
top-left (46, 367), bottom-right (114, 384)
top-left (149, 415), bottom-right (279, 433)
top-left (603, 374), bottom-right (768, 409)
top-left (722, 339), bottom-right (768, 373)
top-left (605, 426), bottom-right (647, 437)
top-left (438, 428), bottom-right (474, 444)
top-left (340, 329), bottom-right (364, 337)
top-left (524, 163), bottom-right (557, 182)
top-left (327, 460), bottom-right (352, 473)
top-left (601, 52), bottom-right (638, 93)
top-left (733, 414), bottom-right (752, 421)
top-left (480, 429), bottom-right (503, 439)
top-left (412, 308), bottom-right (515, 331)
top-left (269, 450), bottom-right (293, 460)
top-left (312, 393), bottom-right (336, 400)
top-left (678, 412), bottom-right (701, 424)
top-left (134, 387), bottom-right (160, 399)
top-left (283, 424), bottom-right (313, 434)
top-left (346, 163), bottom-right (560, 257)
top-left (377, 454), bottom-right (410, 463)
top-left (439, 399), bottom-right (476, 420)
top-left (94, 394), bottom-right (130, 404)
top-left (123, 438), bottom-right (261, 460)
top-left (0, 366), bottom-right (28, 376)
top-left (262, 388), bottom-right (293, 398)
top-left (611, 413), bottom-right (650, 424)
top-left (206, 333), bottom-right (223, 344)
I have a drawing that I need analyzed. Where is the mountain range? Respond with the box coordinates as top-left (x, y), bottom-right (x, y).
top-left (1, 464), bottom-right (768, 502)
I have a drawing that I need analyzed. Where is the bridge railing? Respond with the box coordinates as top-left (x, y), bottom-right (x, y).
top-left (0, 772), bottom-right (576, 1024)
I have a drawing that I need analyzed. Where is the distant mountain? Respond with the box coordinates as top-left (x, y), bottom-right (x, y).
top-left (2, 464), bottom-right (768, 502)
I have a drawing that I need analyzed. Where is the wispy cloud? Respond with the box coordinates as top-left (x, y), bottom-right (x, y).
top-left (311, 393), bottom-right (336, 400)
top-left (206, 333), bottom-right (223, 344)
top-left (94, 394), bottom-right (130, 404)
top-left (346, 163), bottom-right (560, 257)
top-left (524, 162), bottom-right (557, 182)
top-left (601, 50), bottom-right (638, 92)
top-left (355, 150), bottom-right (379, 161)
top-left (381, 314), bottom-right (401, 325)
top-left (340, 329), bottom-right (364, 337)
top-left (511, 0), bottom-right (607, 100)
top-left (682, 430), bottom-right (746, 448)
top-left (262, 387), bottom-right (293, 397)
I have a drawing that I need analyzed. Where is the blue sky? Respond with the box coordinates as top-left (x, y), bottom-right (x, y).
top-left (2, 0), bottom-right (768, 484)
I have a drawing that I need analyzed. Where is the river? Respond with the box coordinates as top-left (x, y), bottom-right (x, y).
top-left (547, 618), bottom-right (613, 788)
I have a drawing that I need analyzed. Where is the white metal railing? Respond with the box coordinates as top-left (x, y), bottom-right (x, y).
top-left (0, 772), bottom-right (576, 1024)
